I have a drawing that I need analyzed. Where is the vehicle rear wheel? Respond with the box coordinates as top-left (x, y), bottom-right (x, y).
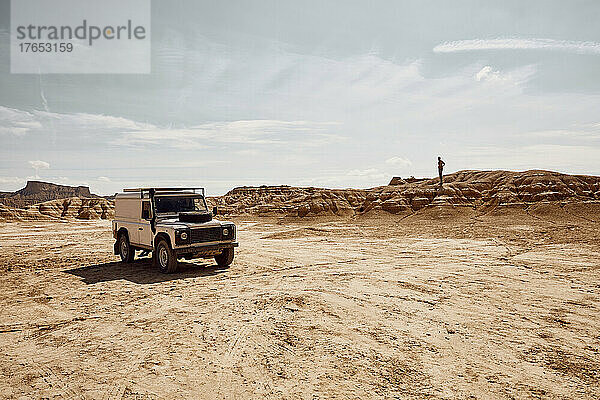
top-left (118, 233), bottom-right (135, 263)
top-left (154, 238), bottom-right (178, 273)
top-left (215, 248), bottom-right (234, 267)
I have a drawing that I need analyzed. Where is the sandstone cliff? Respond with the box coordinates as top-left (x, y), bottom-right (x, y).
top-left (210, 170), bottom-right (600, 217)
top-left (0, 197), bottom-right (114, 221)
top-left (209, 186), bottom-right (369, 217)
top-left (2, 170), bottom-right (599, 221)
top-left (0, 181), bottom-right (96, 208)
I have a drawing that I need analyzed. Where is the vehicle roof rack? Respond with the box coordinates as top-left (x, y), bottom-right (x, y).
top-left (123, 187), bottom-right (205, 197)
top-left (123, 187), bottom-right (204, 192)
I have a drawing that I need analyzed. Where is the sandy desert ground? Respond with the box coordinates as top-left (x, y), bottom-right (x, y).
top-left (1, 208), bottom-right (599, 399)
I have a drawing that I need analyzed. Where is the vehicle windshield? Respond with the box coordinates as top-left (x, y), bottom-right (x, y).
top-left (154, 195), bottom-right (208, 215)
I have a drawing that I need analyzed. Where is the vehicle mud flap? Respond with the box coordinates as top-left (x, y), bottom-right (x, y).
top-left (113, 240), bottom-right (119, 255)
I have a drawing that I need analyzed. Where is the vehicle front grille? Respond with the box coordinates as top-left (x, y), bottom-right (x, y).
top-left (190, 227), bottom-right (222, 243)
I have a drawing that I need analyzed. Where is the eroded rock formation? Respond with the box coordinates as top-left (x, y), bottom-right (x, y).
top-left (209, 186), bottom-right (368, 217)
top-left (210, 170), bottom-right (600, 217)
top-left (2, 170), bottom-right (600, 221)
top-left (0, 197), bottom-right (114, 221)
top-left (0, 181), bottom-right (97, 208)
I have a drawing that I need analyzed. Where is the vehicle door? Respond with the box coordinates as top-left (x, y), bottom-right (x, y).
top-left (137, 200), bottom-right (154, 248)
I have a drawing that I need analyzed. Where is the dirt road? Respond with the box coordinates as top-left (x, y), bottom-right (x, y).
top-left (1, 210), bottom-right (599, 399)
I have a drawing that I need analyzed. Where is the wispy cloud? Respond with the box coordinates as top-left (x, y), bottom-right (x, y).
top-left (0, 176), bottom-right (26, 185)
top-left (433, 38), bottom-right (600, 54)
top-left (113, 120), bottom-right (343, 149)
top-left (451, 143), bottom-right (600, 175)
top-left (297, 157), bottom-right (415, 189)
top-left (0, 106), bottom-right (145, 136)
top-left (0, 106), bottom-right (343, 150)
top-left (0, 107), bottom-right (42, 136)
top-left (475, 66), bottom-right (504, 82)
top-left (385, 156), bottom-right (412, 168)
top-left (27, 160), bottom-right (50, 180)
top-left (28, 160), bottom-right (50, 170)
top-left (296, 168), bottom-right (392, 189)
top-left (527, 123), bottom-right (600, 140)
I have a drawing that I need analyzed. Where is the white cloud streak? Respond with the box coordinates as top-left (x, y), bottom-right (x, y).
top-left (385, 156), bottom-right (413, 168)
top-left (0, 176), bottom-right (26, 185)
top-left (112, 120), bottom-right (343, 149)
top-left (0, 106), bottom-right (343, 150)
top-left (475, 66), bottom-right (506, 82)
top-left (453, 144), bottom-right (600, 175)
top-left (433, 38), bottom-right (600, 54)
top-left (28, 160), bottom-right (50, 170)
top-left (527, 123), bottom-right (600, 140)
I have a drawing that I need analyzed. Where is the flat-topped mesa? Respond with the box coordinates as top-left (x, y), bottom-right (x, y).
top-left (0, 180), bottom-right (96, 208)
top-left (17, 180), bottom-right (92, 197)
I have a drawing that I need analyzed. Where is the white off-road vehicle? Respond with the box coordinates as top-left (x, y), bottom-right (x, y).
top-left (111, 187), bottom-right (237, 273)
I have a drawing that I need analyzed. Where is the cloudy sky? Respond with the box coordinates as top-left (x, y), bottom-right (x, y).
top-left (1, 0), bottom-right (600, 195)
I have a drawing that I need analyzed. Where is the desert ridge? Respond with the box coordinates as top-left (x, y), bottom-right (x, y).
top-left (2, 169), bottom-right (600, 221)
top-left (210, 169), bottom-right (600, 217)
top-left (0, 197), bottom-right (114, 221)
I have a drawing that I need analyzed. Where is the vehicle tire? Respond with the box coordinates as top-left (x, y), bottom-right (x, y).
top-left (118, 233), bottom-right (135, 263)
top-left (154, 238), bottom-right (178, 273)
top-left (215, 248), bottom-right (234, 267)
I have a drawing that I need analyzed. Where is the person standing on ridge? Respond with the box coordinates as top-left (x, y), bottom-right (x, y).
top-left (438, 157), bottom-right (445, 186)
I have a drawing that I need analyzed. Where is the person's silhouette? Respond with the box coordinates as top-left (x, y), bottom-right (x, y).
top-left (438, 157), bottom-right (445, 186)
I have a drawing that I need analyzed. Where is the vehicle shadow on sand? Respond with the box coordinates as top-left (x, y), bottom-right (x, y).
top-left (65, 257), bottom-right (229, 285)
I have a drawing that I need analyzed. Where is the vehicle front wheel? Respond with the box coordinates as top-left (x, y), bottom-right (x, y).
top-left (118, 233), bottom-right (135, 263)
top-left (154, 238), bottom-right (178, 273)
top-left (215, 248), bottom-right (234, 267)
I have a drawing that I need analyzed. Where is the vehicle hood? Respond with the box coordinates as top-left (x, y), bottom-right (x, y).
top-left (155, 218), bottom-right (229, 230)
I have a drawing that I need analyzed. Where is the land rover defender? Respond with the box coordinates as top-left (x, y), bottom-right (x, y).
top-left (111, 187), bottom-right (238, 273)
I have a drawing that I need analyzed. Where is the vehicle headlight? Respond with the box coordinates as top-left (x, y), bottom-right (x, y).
top-left (222, 228), bottom-right (229, 236)
top-left (180, 231), bottom-right (188, 240)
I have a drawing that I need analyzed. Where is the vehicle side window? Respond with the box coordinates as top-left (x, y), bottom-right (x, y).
top-left (141, 201), bottom-right (151, 219)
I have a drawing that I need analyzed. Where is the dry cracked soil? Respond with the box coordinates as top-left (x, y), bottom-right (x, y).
top-left (0, 209), bottom-right (599, 399)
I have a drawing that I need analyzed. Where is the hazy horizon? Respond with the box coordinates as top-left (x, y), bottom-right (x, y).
top-left (2, 0), bottom-right (600, 196)
top-left (5, 166), bottom-right (599, 197)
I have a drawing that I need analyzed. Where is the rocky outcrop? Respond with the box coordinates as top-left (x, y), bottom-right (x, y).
top-left (29, 197), bottom-right (114, 219)
top-left (209, 186), bottom-right (368, 217)
top-left (211, 170), bottom-right (600, 217)
top-left (0, 197), bottom-right (114, 221)
top-left (2, 170), bottom-right (600, 221)
top-left (0, 181), bottom-right (114, 221)
top-left (0, 181), bottom-right (97, 208)
top-left (0, 202), bottom-right (53, 221)
top-left (382, 170), bottom-right (600, 210)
